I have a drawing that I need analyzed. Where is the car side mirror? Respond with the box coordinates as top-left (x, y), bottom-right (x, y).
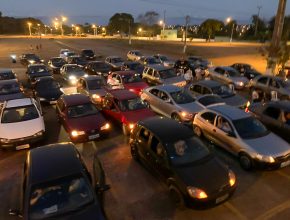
top-left (96, 184), bottom-right (110, 193)
top-left (9, 209), bottom-right (23, 218)
top-left (227, 131), bottom-right (236, 138)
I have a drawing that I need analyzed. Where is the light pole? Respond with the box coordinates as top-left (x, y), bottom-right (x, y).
top-left (138, 28), bottom-right (142, 37)
top-left (92, 24), bottom-right (97, 36)
top-left (61, 16), bottom-right (67, 36)
top-left (37, 23), bottom-right (41, 36)
top-left (75, 26), bottom-right (79, 36)
top-left (183, 15), bottom-right (190, 53)
top-left (159, 20), bottom-right (165, 39)
top-left (27, 22), bottom-right (32, 36)
top-left (226, 17), bottom-right (234, 43)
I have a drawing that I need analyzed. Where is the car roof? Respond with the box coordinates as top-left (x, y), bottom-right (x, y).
top-left (150, 84), bottom-right (181, 93)
top-left (5, 98), bottom-right (33, 108)
top-left (63, 64), bottom-right (79, 67)
top-left (129, 50), bottom-right (140, 52)
top-left (89, 61), bottom-right (106, 64)
top-left (106, 56), bottom-right (122, 59)
top-left (80, 75), bottom-right (103, 81)
top-left (208, 104), bottom-right (249, 120)
top-left (49, 57), bottom-right (63, 60)
top-left (62, 93), bottom-right (91, 106)
top-left (192, 80), bottom-right (222, 88)
top-left (28, 64), bottom-right (46, 67)
top-left (0, 69), bottom-right (13, 74)
top-left (108, 89), bottom-right (137, 100)
top-left (139, 117), bottom-right (193, 142)
top-left (267, 101), bottom-right (290, 111)
top-left (123, 61), bottom-right (139, 65)
top-left (146, 65), bottom-right (171, 71)
top-left (28, 143), bottom-right (83, 185)
top-left (216, 66), bottom-right (237, 71)
top-left (0, 79), bottom-right (18, 85)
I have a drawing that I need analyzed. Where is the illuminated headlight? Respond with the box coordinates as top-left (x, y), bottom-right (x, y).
top-left (228, 170), bottom-right (236, 187)
top-left (34, 130), bottom-right (44, 137)
top-left (40, 59), bottom-right (44, 63)
top-left (128, 123), bottom-right (135, 130)
top-left (101, 123), bottom-right (110, 130)
top-left (28, 60), bottom-right (35, 64)
top-left (71, 130), bottom-right (85, 137)
top-left (92, 94), bottom-right (102, 102)
top-left (181, 111), bottom-right (193, 119)
top-left (0, 138), bottom-right (10, 143)
top-left (234, 81), bottom-right (244, 87)
top-left (129, 89), bottom-right (135, 92)
top-left (11, 55), bottom-right (16, 59)
top-left (187, 187), bottom-right (208, 199)
top-left (84, 74), bottom-right (88, 77)
top-left (256, 154), bottom-right (275, 163)
top-left (69, 75), bottom-right (76, 80)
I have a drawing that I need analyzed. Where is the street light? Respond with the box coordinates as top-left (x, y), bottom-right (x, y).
top-left (92, 24), bottom-right (97, 36)
top-left (37, 23), bottom-right (41, 36)
top-left (61, 16), bottom-right (67, 36)
top-left (226, 17), bottom-right (234, 43)
top-left (27, 22), bottom-right (32, 36)
top-left (75, 26), bottom-right (79, 36)
top-left (159, 20), bottom-right (165, 39)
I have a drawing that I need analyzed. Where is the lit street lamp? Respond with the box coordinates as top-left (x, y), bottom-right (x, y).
top-left (27, 22), bottom-right (32, 36)
top-left (226, 17), bottom-right (235, 43)
top-left (138, 28), bottom-right (142, 37)
top-left (92, 24), bottom-right (97, 36)
top-left (37, 23), bottom-right (41, 36)
top-left (75, 26), bottom-right (79, 36)
top-left (159, 20), bottom-right (165, 39)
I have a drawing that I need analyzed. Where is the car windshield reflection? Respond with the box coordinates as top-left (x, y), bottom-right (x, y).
top-left (118, 98), bottom-right (146, 111)
top-left (170, 91), bottom-right (195, 104)
top-left (1, 105), bottom-right (39, 123)
top-left (68, 103), bottom-right (98, 118)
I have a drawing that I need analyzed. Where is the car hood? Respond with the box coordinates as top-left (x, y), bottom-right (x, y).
top-left (163, 60), bottom-right (175, 66)
top-left (163, 76), bottom-right (185, 85)
top-left (222, 94), bottom-right (247, 108)
top-left (88, 88), bottom-right (107, 97)
top-left (96, 68), bottom-right (111, 73)
top-left (230, 76), bottom-right (249, 84)
top-left (36, 88), bottom-right (63, 100)
top-left (124, 82), bottom-right (148, 92)
top-left (67, 114), bottom-right (107, 131)
top-left (0, 93), bottom-right (25, 102)
top-left (0, 117), bottom-right (44, 139)
top-left (243, 132), bottom-right (290, 157)
top-left (173, 157), bottom-right (230, 195)
top-left (122, 108), bottom-right (155, 123)
top-left (112, 62), bottom-right (124, 67)
top-left (29, 72), bottom-right (51, 79)
top-left (178, 102), bottom-right (204, 113)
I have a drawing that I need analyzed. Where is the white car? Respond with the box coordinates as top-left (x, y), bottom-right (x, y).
top-left (59, 49), bottom-right (70, 59)
top-left (127, 50), bottom-right (144, 61)
top-left (0, 98), bottom-right (45, 149)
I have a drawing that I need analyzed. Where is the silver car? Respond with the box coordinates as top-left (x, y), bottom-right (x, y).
top-left (127, 50), bottom-right (144, 61)
top-left (76, 76), bottom-right (107, 105)
top-left (209, 66), bottom-right (249, 90)
top-left (142, 65), bottom-right (186, 87)
top-left (140, 84), bottom-right (224, 124)
top-left (153, 54), bottom-right (175, 67)
top-left (60, 64), bottom-right (87, 85)
top-left (193, 104), bottom-right (290, 170)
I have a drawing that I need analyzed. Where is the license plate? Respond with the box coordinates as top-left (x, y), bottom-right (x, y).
top-left (216, 193), bottom-right (229, 204)
top-left (281, 160), bottom-right (290, 168)
top-left (49, 101), bottom-right (57, 104)
top-left (16, 144), bottom-right (30, 150)
top-left (89, 134), bottom-right (100, 140)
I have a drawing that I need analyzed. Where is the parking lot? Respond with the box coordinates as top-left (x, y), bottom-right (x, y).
top-left (0, 37), bottom-right (290, 220)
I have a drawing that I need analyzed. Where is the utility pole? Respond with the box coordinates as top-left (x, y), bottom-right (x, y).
top-left (163, 10), bottom-right (166, 38)
top-left (128, 19), bottom-right (131, 45)
top-left (268, 0), bottom-right (287, 73)
top-left (183, 15), bottom-right (190, 54)
top-left (254, 5), bottom-right (262, 37)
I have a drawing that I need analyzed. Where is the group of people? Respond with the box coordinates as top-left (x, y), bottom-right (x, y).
top-left (30, 44), bottom-right (42, 51)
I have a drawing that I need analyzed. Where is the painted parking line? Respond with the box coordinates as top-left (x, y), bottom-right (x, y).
top-left (224, 202), bottom-right (248, 220)
top-left (254, 200), bottom-right (290, 220)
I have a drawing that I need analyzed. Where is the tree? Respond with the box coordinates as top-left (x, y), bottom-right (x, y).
top-left (199, 19), bottom-right (223, 41)
top-left (107, 13), bottom-right (134, 34)
top-left (269, 15), bottom-right (290, 40)
top-left (137, 11), bottom-right (159, 26)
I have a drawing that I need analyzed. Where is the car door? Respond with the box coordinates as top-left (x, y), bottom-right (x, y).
top-left (198, 111), bottom-right (217, 141)
top-left (102, 96), bottom-right (122, 122)
top-left (56, 99), bottom-right (68, 130)
top-left (261, 106), bottom-right (283, 131)
top-left (146, 68), bottom-right (155, 84)
top-left (136, 126), bottom-right (151, 163)
top-left (146, 88), bottom-right (161, 113)
top-left (157, 91), bottom-right (173, 117)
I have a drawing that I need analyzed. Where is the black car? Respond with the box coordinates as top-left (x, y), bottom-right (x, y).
top-left (0, 79), bottom-right (25, 102)
top-left (26, 64), bottom-right (52, 83)
top-left (174, 59), bottom-right (194, 74)
top-left (67, 56), bottom-right (88, 67)
top-left (48, 57), bottom-right (67, 74)
top-left (20, 53), bottom-right (43, 66)
top-left (248, 101), bottom-right (290, 143)
top-left (129, 117), bottom-right (236, 208)
top-left (0, 69), bottom-right (17, 81)
top-left (121, 61), bottom-right (144, 76)
top-left (231, 63), bottom-right (262, 80)
top-left (81, 49), bottom-right (96, 60)
top-left (187, 80), bottom-right (247, 108)
top-left (9, 143), bottom-right (109, 220)
top-left (188, 56), bottom-right (209, 68)
top-left (84, 61), bottom-right (112, 78)
top-left (32, 76), bottom-right (63, 104)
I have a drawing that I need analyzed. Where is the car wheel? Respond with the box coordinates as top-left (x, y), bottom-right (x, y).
top-left (122, 124), bottom-right (129, 136)
top-left (239, 153), bottom-right (253, 171)
top-left (169, 185), bottom-right (185, 208)
top-left (193, 125), bottom-right (202, 137)
top-left (172, 113), bottom-right (181, 122)
top-left (130, 145), bottom-right (139, 161)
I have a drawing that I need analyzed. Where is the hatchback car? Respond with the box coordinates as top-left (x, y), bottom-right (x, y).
top-left (60, 64), bottom-right (88, 85)
top-left (153, 54), bottom-right (175, 67)
top-left (81, 49), bottom-right (96, 60)
top-left (130, 117), bottom-right (236, 207)
top-left (209, 66), bottom-right (249, 89)
top-left (32, 76), bottom-right (63, 104)
top-left (0, 98), bottom-right (45, 149)
top-left (56, 94), bottom-right (110, 143)
top-left (0, 79), bottom-right (25, 102)
top-left (105, 56), bottom-right (125, 71)
top-left (9, 143), bottom-right (109, 220)
top-left (127, 50), bottom-right (144, 61)
top-left (26, 64), bottom-right (52, 83)
top-left (193, 105), bottom-right (290, 170)
top-left (67, 55), bottom-right (88, 67)
top-left (47, 57), bottom-right (67, 74)
top-left (59, 48), bottom-right (70, 59)
top-left (101, 89), bottom-right (155, 135)
top-left (76, 76), bottom-right (107, 105)
top-left (84, 61), bottom-right (112, 78)
top-left (187, 80), bottom-right (247, 108)
top-left (107, 71), bottom-right (148, 96)
top-left (139, 56), bottom-right (162, 66)
top-left (230, 63), bottom-right (262, 80)
top-left (121, 61), bottom-right (144, 76)
top-left (142, 65), bottom-right (186, 87)
top-left (0, 69), bottom-right (17, 81)
top-left (248, 101), bottom-right (290, 143)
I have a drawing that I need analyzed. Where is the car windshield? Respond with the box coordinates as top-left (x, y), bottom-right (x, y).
top-left (67, 52), bottom-right (76, 57)
top-left (122, 74), bottom-right (143, 83)
top-left (51, 58), bottom-right (66, 66)
top-left (160, 56), bottom-right (168, 61)
top-left (159, 69), bottom-right (177, 79)
top-left (83, 50), bottom-right (94, 56)
top-left (29, 176), bottom-right (94, 220)
top-left (0, 72), bottom-right (15, 80)
top-left (198, 96), bottom-right (224, 106)
top-left (0, 83), bottom-right (21, 95)
top-left (170, 90), bottom-right (195, 104)
top-left (211, 85), bottom-right (234, 98)
top-left (1, 105), bottom-right (39, 123)
top-left (93, 62), bottom-right (109, 69)
top-left (167, 137), bottom-right (211, 166)
top-left (36, 80), bottom-right (60, 90)
top-left (232, 117), bottom-right (269, 139)
top-left (26, 54), bottom-right (39, 60)
top-left (118, 98), bottom-right (146, 111)
top-left (226, 69), bottom-right (240, 77)
top-left (29, 66), bottom-right (48, 73)
top-left (67, 66), bottom-right (83, 73)
top-left (67, 103), bottom-right (98, 118)
top-left (87, 79), bottom-right (105, 90)
top-left (146, 57), bottom-right (161, 64)
top-left (111, 58), bottom-right (123, 63)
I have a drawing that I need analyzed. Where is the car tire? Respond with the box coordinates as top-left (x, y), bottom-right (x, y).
top-left (239, 153), bottom-right (253, 171)
top-left (172, 113), bottom-right (181, 122)
top-left (130, 144), bottom-right (139, 161)
top-left (169, 185), bottom-right (185, 208)
top-left (122, 124), bottom-right (129, 136)
top-left (193, 125), bottom-right (202, 137)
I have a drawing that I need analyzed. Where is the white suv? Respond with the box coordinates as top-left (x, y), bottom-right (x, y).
top-left (0, 98), bottom-right (45, 149)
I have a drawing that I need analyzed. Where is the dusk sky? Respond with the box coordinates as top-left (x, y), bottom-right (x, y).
top-left (1, 0), bottom-right (290, 24)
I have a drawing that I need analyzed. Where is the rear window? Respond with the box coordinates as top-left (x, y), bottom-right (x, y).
top-left (1, 105), bottom-right (39, 123)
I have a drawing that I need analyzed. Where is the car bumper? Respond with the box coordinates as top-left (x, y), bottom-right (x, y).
top-left (253, 158), bottom-right (290, 170)
top-left (69, 130), bottom-right (110, 143)
top-left (0, 133), bottom-right (44, 149)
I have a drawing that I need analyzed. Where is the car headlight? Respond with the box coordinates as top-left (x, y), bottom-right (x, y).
top-left (128, 123), bottom-right (135, 130)
top-left (71, 130), bottom-right (85, 137)
top-left (256, 154), bottom-right (275, 163)
top-left (34, 130), bottom-right (44, 137)
top-left (228, 170), bottom-right (236, 187)
top-left (187, 187), bottom-right (208, 199)
top-left (234, 81), bottom-right (244, 87)
top-left (28, 60), bottom-right (35, 64)
top-left (0, 138), bottom-right (10, 143)
top-left (84, 74), bottom-right (88, 77)
top-left (181, 111), bottom-right (193, 119)
top-left (101, 123), bottom-right (110, 130)
top-left (92, 94), bottom-right (102, 102)
top-left (69, 75), bottom-right (76, 80)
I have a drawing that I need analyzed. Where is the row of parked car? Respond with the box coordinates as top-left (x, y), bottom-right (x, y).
top-left (1, 48), bottom-right (290, 219)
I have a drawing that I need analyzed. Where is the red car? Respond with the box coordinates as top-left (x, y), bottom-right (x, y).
top-left (107, 71), bottom-right (148, 96)
top-left (56, 93), bottom-right (110, 142)
top-left (101, 89), bottom-right (155, 135)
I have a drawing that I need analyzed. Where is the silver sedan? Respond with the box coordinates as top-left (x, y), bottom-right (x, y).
top-left (193, 104), bottom-right (290, 170)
